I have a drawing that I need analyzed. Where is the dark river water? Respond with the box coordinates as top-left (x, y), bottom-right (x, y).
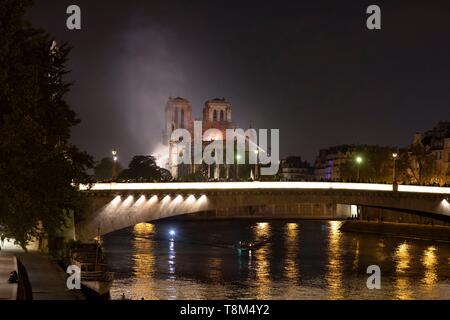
top-left (102, 220), bottom-right (450, 300)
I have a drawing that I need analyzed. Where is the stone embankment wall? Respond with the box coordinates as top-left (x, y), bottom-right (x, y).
top-left (359, 206), bottom-right (450, 227)
top-left (341, 220), bottom-right (450, 242)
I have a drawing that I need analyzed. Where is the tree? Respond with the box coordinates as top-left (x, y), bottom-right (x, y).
top-left (0, 0), bottom-right (93, 248)
top-left (397, 144), bottom-right (437, 184)
top-left (159, 167), bottom-right (172, 182)
top-left (184, 165), bottom-right (208, 182)
top-left (119, 155), bottom-right (172, 182)
top-left (94, 157), bottom-right (123, 181)
top-left (339, 146), bottom-right (394, 182)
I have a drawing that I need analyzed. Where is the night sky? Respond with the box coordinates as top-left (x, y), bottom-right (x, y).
top-left (27, 0), bottom-right (450, 165)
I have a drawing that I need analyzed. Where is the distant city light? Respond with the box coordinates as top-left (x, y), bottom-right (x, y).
top-left (392, 153), bottom-right (398, 159)
top-left (356, 156), bottom-right (363, 164)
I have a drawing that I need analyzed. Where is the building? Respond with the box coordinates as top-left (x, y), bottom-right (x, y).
top-left (163, 97), bottom-right (236, 180)
top-left (412, 122), bottom-right (450, 185)
top-left (280, 156), bottom-right (314, 181)
top-left (314, 145), bottom-right (358, 181)
top-left (314, 144), bottom-right (397, 182)
top-left (163, 97), bottom-right (193, 143)
top-left (202, 98), bottom-right (232, 139)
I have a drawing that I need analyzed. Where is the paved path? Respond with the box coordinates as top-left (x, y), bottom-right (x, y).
top-left (0, 249), bottom-right (84, 300)
top-left (0, 252), bottom-right (16, 300)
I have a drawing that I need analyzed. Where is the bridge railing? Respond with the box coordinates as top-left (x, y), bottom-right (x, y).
top-left (79, 181), bottom-right (450, 195)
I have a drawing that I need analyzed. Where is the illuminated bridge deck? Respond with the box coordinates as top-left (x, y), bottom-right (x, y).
top-left (80, 181), bottom-right (450, 195)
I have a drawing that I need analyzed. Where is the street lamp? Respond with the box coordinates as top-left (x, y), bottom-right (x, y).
top-left (236, 154), bottom-right (242, 180)
top-left (254, 149), bottom-right (259, 181)
top-left (356, 156), bottom-right (363, 182)
top-left (392, 152), bottom-right (398, 191)
top-left (112, 149), bottom-right (118, 180)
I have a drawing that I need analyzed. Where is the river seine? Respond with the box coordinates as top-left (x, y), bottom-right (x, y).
top-left (102, 220), bottom-right (450, 300)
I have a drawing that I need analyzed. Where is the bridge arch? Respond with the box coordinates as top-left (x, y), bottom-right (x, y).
top-left (76, 182), bottom-right (450, 241)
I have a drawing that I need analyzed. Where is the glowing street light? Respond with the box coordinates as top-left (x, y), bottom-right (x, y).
top-left (392, 152), bottom-right (399, 191)
top-left (235, 154), bottom-right (242, 180)
top-left (112, 149), bottom-right (118, 162)
top-left (112, 148), bottom-right (118, 181)
top-left (355, 156), bottom-right (363, 182)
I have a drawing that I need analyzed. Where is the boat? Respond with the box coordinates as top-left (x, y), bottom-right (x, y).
top-left (69, 242), bottom-right (114, 297)
top-left (234, 238), bottom-right (270, 252)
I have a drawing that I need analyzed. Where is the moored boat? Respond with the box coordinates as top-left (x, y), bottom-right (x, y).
top-left (70, 243), bottom-right (114, 297)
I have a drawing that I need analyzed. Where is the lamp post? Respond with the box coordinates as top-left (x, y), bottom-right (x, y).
top-left (254, 149), bottom-right (259, 181)
top-left (236, 154), bottom-right (242, 180)
top-left (392, 152), bottom-right (398, 191)
top-left (356, 156), bottom-right (363, 182)
top-left (112, 149), bottom-right (118, 181)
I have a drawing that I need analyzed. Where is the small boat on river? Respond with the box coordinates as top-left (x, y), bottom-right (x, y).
top-left (234, 238), bottom-right (270, 252)
top-left (70, 242), bottom-right (114, 297)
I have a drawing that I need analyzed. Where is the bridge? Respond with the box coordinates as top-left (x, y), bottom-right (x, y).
top-left (77, 182), bottom-right (450, 241)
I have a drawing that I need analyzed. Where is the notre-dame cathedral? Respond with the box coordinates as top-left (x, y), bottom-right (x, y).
top-left (162, 97), bottom-right (236, 180)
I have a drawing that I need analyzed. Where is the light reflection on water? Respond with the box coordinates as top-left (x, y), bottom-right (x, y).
top-left (394, 242), bottom-right (411, 300)
top-left (253, 222), bottom-right (271, 299)
top-left (326, 221), bottom-right (343, 299)
top-left (102, 220), bottom-right (450, 300)
top-left (421, 246), bottom-right (438, 297)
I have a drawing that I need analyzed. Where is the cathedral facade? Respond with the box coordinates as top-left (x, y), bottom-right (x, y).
top-left (162, 97), bottom-right (234, 180)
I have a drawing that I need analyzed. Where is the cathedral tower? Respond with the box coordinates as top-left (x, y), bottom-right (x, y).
top-left (202, 98), bottom-right (232, 140)
top-left (163, 97), bottom-right (193, 145)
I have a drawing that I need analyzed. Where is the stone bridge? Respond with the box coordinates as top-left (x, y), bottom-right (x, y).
top-left (77, 182), bottom-right (450, 241)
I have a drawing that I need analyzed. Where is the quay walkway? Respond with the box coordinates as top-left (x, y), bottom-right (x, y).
top-left (0, 247), bottom-right (84, 300)
top-left (0, 252), bottom-right (17, 300)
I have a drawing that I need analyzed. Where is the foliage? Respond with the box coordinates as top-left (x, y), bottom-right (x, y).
top-left (397, 144), bottom-right (437, 184)
top-left (119, 155), bottom-right (172, 182)
top-left (339, 146), bottom-right (395, 182)
top-left (0, 0), bottom-right (93, 248)
top-left (94, 157), bottom-right (123, 181)
top-left (184, 165), bottom-right (208, 182)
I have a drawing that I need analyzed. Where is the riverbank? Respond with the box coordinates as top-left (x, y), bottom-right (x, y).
top-left (340, 220), bottom-right (450, 242)
top-left (0, 249), bottom-right (84, 300)
top-left (0, 252), bottom-right (17, 300)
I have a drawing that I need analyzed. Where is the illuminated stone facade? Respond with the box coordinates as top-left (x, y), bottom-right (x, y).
top-left (412, 122), bottom-right (450, 185)
top-left (163, 97), bottom-right (234, 179)
top-left (314, 145), bottom-right (358, 181)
